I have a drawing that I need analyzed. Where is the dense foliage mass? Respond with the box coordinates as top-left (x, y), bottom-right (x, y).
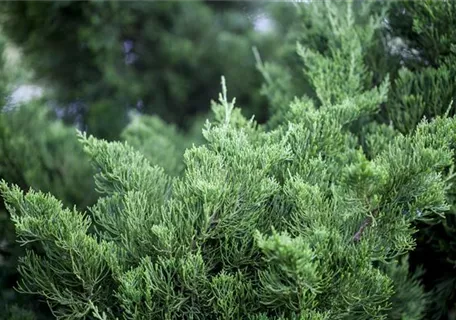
top-left (385, 2), bottom-right (456, 318)
top-left (1, 1), bottom-right (456, 319)
top-left (260, 2), bottom-right (456, 318)
top-left (0, 102), bottom-right (96, 317)
top-left (2, 75), bottom-right (456, 319)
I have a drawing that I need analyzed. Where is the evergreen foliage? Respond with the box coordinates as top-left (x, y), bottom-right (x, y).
top-left (2, 1), bottom-right (456, 319)
top-left (0, 103), bottom-right (95, 207)
top-left (3, 0), bottom-right (456, 312)
top-left (0, 104), bottom-right (196, 318)
top-left (384, 2), bottom-right (456, 318)
top-left (260, 1), bottom-right (456, 318)
top-left (0, 102), bottom-right (97, 318)
top-left (385, 257), bottom-right (427, 320)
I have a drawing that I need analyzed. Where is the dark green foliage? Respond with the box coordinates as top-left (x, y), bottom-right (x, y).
top-left (0, 48), bottom-right (94, 314)
top-left (4, 305), bottom-right (37, 320)
top-left (0, 1), bottom-right (273, 140)
top-left (0, 102), bottom-right (96, 208)
top-left (384, 2), bottom-right (456, 318)
top-left (384, 257), bottom-right (428, 320)
top-left (0, 102), bottom-right (97, 318)
top-left (387, 64), bottom-right (456, 133)
top-left (387, 0), bottom-right (456, 68)
top-left (385, 0), bottom-right (456, 134)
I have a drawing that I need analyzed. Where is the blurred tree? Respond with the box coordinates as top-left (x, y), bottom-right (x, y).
top-left (121, 113), bottom-right (199, 176)
top-left (0, 1), bottom-right (275, 140)
top-left (0, 29), bottom-right (93, 318)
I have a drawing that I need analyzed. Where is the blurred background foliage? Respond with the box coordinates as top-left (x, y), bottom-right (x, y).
top-left (0, 1), bottom-right (277, 140)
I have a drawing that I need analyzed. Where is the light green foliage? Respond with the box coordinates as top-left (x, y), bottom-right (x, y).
top-left (0, 29), bottom-right (70, 318)
top-left (257, 2), bottom-right (456, 319)
top-left (257, 1), bottom-right (390, 128)
top-left (295, 3), bottom-right (383, 106)
top-left (2, 67), bottom-right (456, 318)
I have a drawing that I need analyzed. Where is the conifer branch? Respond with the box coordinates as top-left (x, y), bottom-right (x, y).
top-left (353, 208), bottom-right (379, 242)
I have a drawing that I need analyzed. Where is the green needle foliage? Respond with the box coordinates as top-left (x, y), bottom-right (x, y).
top-left (3, 19), bottom-right (456, 317)
top-left (2, 1), bottom-right (456, 319)
top-left (0, 31), bottom-right (89, 317)
top-left (384, 2), bottom-right (456, 318)
top-left (260, 1), bottom-right (456, 318)
top-left (0, 102), bottom-right (97, 318)
top-left (0, 103), bottom-right (201, 318)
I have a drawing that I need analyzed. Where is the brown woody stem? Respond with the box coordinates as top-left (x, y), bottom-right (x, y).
top-left (353, 208), bottom-right (379, 242)
top-left (353, 216), bottom-right (373, 242)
